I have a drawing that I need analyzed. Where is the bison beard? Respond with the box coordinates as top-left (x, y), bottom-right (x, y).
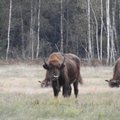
top-left (42, 52), bottom-right (83, 98)
top-left (105, 58), bottom-right (120, 87)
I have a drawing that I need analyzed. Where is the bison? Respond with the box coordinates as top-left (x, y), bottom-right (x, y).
top-left (42, 52), bottom-right (83, 98)
top-left (105, 58), bottom-right (120, 87)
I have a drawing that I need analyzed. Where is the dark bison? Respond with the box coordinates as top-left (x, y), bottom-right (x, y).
top-left (105, 58), bottom-right (120, 87)
top-left (42, 52), bottom-right (83, 98)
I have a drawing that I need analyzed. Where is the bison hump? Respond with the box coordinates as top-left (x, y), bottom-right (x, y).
top-left (48, 52), bottom-right (63, 65)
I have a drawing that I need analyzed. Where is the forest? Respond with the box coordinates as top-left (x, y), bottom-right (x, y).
top-left (0, 0), bottom-right (120, 64)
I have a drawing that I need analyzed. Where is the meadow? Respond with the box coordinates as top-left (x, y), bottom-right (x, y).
top-left (0, 64), bottom-right (120, 120)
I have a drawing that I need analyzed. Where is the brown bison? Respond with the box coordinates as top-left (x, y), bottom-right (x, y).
top-left (42, 52), bottom-right (83, 98)
top-left (105, 58), bottom-right (120, 87)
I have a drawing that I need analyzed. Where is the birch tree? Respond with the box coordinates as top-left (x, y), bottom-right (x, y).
top-left (110, 0), bottom-right (117, 64)
top-left (60, 0), bottom-right (64, 53)
top-left (100, 0), bottom-right (103, 60)
top-left (106, 0), bottom-right (110, 64)
top-left (6, 0), bottom-right (12, 61)
top-left (91, 3), bottom-right (100, 60)
top-left (113, 0), bottom-right (117, 42)
top-left (30, 0), bottom-right (34, 60)
top-left (20, 0), bottom-right (25, 59)
top-left (36, 0), bottom-right (41, 59)
top-left (87, 0), bottom-right (92, 59)
top-left (110, 25), bottom-right (115, 64)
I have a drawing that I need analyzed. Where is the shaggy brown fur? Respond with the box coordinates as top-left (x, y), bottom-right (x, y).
top-left (42, 52), bottom-right (83, 98)
top-left (105, 58), bottom-right (120, 87)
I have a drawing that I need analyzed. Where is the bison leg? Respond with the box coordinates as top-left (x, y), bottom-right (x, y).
top-left (52, 87), bottom-right (59, 97)
top-left (68, 85), bottom-right (72, 96)
top-left (73, 81), bottom-right (79, 98)
top-left (52, 81), bottom-right (60, 97)
top-left (62, 84), bottom-right (71, 97)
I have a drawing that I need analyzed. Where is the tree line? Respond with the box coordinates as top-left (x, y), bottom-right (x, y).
top-left (0, 0), bottom-right (120, 64)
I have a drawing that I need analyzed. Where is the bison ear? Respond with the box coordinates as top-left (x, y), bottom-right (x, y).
top-left (60, 64), bottom-right (65, 69)
top-left (105, 80), bottom-right (109, 82)
top-left (43, 64), bottom-right (49, 70)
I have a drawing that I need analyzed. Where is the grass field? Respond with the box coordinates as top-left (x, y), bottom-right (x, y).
top-left (0, 64), bottom-right (120, 120)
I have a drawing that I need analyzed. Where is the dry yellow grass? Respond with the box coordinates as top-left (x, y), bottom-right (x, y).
top-left (0, 64), bottom-right (120, 120)
top-left (0, 65), bottom-right (119, 95)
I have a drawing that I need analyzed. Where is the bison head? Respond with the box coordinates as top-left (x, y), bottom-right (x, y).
top-left (38, 80), bottom-right (51, 88)
top-left (43, 56), bottom-right (65, 82)
top-left (105, 79), bottom-right (120, 88)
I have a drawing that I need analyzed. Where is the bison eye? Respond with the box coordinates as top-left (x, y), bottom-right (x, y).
top-left (52, 72), bottom-right (57, 76)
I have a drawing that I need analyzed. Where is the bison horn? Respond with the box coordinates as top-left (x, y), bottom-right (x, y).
top-left (43, 57), bottom-right (46, 64)
top-left (43, 58), bottom-right (49, 70)
top-left (63, 56), bottom-right (65, 63)
top-left (60, 56), bottom-right (65, 69)
top-left (61, 56), bottom-right (65, 64)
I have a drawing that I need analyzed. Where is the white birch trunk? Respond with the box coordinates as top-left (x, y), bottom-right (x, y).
top-left (100, 0), bottom-right (103, 60)
top-left (60, 0), bottom-right (64, 53)
top-left (30, 0), bottom-right (34, 60)
top-left (36, 0), bottom-right (41, 59)
top-left (112, 0), bottom-right (117, 45)
top-left (6, 0), bottom-right (12, 61)
top-left (110, 1), bottom-right (116, 64)
top-left (65, 0), bottom-right (69, 53)
top-left (20, 1), bottom-right (25, 59)
top-left (106, 0), bottom-right (110, 64)
top-left (91, 3), bottom-right (100, 60)
top-left (87, 0), bottom-right (92, 59)
top-left (110, 29), bottom-right (115, 64)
